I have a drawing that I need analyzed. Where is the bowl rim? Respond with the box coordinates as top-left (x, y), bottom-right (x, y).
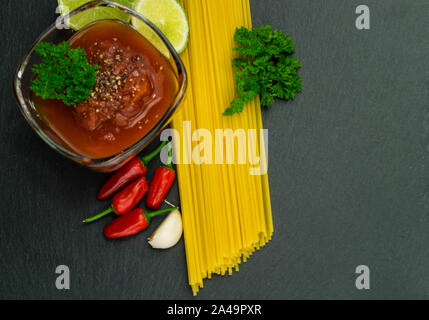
top-left (13, 0), bottom-right (187, 169)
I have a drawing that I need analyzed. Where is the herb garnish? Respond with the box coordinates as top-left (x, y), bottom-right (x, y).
top-left (224, 25), bottom-right (302, 116)
top-left (30, 42), bottom-right (98, 106)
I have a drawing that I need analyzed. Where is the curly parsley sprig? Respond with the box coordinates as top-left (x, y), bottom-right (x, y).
top-left (30, 42), bottom-right (98, 106)
top-left (224, 25), bottom-right (302, 116)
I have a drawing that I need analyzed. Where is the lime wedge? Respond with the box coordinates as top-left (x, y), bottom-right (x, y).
top-left (132, 0), bottom-right (189, 57)
top-left (58, 0), bottom-right (135, 30)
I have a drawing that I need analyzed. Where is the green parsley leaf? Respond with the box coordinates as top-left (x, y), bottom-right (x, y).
top-left (224, 25), bottom-right (302, 116)
top-left (30, 42), bottom-right (98, 106)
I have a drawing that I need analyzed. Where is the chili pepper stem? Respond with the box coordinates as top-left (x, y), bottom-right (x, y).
top-left (140, 141), bottom-right (168, 167)
top-left (145, 207), bottom-right (179, 223)
top-left (83, 206), bottom-right (114, 223)
top-left (163, 143), bottom-right (175, 171)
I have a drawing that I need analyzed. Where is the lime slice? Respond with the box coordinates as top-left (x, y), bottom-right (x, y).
top-left (132, 0), bottom-right (189, 57)
top-left (58, 0), bottom-right (135, 30)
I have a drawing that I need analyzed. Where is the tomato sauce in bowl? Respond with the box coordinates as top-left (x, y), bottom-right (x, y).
top-left (34, 20), bottom-right (178, 159)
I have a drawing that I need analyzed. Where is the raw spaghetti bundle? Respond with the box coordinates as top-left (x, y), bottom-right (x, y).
top-left (172, 0), bottom-right (273, 295)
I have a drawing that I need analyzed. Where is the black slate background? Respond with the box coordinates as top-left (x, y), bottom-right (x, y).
top-left (1, 0), bottom-right (429, 299)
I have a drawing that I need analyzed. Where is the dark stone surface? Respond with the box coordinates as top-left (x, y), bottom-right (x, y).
top-left (1, 0), bottom-right (428, 299)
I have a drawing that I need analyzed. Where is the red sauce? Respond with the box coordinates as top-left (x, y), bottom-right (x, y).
top-left (35, 20), bottom-right (178, 159)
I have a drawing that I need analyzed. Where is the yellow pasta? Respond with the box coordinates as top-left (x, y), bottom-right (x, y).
top-left (172, 0), bottom-right (273, 295)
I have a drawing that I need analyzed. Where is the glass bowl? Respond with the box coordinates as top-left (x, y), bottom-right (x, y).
top-left (13, 0), bottom-right (187, 172)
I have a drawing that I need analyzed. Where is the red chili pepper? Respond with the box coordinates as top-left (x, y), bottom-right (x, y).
top-left (103, 207), bottom-right (178, 239)
top-left (97, 141), bottom-right (168, 200)
top-left (146, 144), bottom-right (176, 210)
top-left (84, 177), bottom-right (149, 223)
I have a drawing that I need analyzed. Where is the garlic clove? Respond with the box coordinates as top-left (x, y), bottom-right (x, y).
top-left (148, 209), bottom-right (183, 249)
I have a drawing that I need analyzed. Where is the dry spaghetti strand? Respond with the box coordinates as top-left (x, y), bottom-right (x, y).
top-left (172, 0), bottom-right (273, 295)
